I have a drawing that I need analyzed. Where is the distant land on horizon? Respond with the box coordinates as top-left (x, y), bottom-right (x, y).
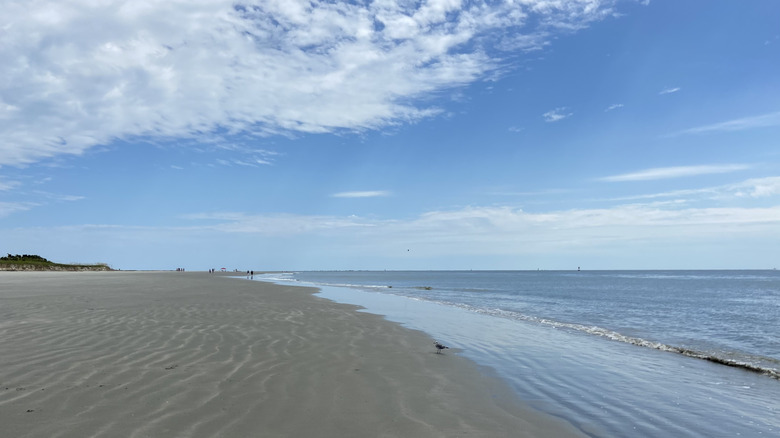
top-left (0, 254), bottom-right (112, 271)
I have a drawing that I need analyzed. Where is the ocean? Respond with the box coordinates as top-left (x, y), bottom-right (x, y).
top-left (255, 270), bottom-right (780, 437)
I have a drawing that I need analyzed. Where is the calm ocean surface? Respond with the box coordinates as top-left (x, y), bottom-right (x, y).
top-left (256, 270), bottom-right (780, 437)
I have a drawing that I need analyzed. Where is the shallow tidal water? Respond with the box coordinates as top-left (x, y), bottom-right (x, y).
top-left (257, 271), bottom-right (780, 437)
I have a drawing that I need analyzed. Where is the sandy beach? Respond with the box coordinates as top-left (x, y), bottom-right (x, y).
top-left (0, 271), bottom-right (583, 437)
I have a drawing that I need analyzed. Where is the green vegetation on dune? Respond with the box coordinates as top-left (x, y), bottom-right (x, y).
top-left (0, 254), bottom-right (112, 271)
top-left (1, 254), bottom-right (53, 264)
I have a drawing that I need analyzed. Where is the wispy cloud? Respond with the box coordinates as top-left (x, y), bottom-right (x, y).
top-left (659, 87), bottom-right (681, 95)
top-left (0, 179), bottom-right (21, 191)
top-left (9, 186), bottom-right (780, 268)
top-left (0, 201), bottom-right (37, 218)
top-left (673, 111), bottom-right (780, 136)
top-left (0, 184), bottom-right (83, 219)
top-left (605, 103), bottom-right (624, 112)
top-left (729, 176), bottom-right (780, 198)
top-left (605, 176), bottom-right (780, 202)
top-left (497, 32), bottom-right (551, 52)
top-left (215, 158), bottom-right (273, 167)
top-left (31, 191), bottom-right (86, 202)
top-left (331, 191), bottom-right (391, 198)
top-left (183, 212), bottom-right (374, 235)
top-left (599, 164), bottom-right (751, 182)
top-left (542, 107), bottom-right (573, 122)
top-left (175, 202), bottom-right (780, 257)
top-left (0, 0), bottom-right (621, 167)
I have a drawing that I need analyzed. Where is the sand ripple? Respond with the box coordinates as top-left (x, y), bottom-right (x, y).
top-left (0, 272), bottom-right (582, 437)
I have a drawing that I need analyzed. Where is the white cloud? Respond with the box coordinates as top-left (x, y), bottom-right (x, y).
top-left (729, 176), bottom-right (780, 198)
top-left (7, 186), bottom-right (780, 268)
top-left (673, 111), bottom-right (780, 136)
top-left (184, 211), bottom-right (374, 235)
top-left (605, 103), bottom-right (624, 112)
top-left (659, 87), bottom-right (681, 95)
top-left (0, 179), bottom-right (21, 191)
top-left (30, 191), bottom-right (85, 202)
top-left (498, 31), bottom-right (551, 52)
top-left (542, 107), bottom-right (573, 122)
top-left (0, 0), bottom-right (621, 167)
top-left (604, 176), bottom-right (780, 203)
top-left (215, 157), bottom-right (272, 167)
top-left (599, 164), bottom-right (750, 182)
top-left (332, 191), bottom-right (391, 198)
top-left (0, 201), bottom-right (36, 218)
top-left (176, 203), bottom-right (780, 257)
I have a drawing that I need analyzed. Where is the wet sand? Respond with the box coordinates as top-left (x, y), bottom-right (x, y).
top-left (0, 271), bottom-right (583, 437)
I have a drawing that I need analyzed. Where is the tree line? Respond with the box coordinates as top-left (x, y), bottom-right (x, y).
top-left (1, 254), bottom-right (52, 263)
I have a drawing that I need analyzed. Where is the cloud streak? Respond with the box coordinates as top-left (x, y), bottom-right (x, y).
top-left (659, 87), bottom-right (681, 95)
top-left (604, 176), bottom-right (780, 203)
top-left (0, 0), bottom-right (622, 167)
top-left (0, 179), bottom-right (21, 191)
top-left (673, 111), bottom-right (780, 136)
top-left (599, 164), bottom-right (751, 182)
top-left (0, 201), bottom-right (36, 218)
top-left (331, 191), bottom-right (391, 198)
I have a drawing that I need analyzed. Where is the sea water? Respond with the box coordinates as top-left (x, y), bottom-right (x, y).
top-left (256, 270), bottom-right (780, 437)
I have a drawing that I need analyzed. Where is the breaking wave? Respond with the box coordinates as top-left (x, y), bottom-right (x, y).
top-left (467, 305), bottom-right (780, 380)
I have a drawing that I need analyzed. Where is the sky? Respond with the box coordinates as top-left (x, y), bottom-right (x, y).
top-left (1, 0), bottom-right (780, 271)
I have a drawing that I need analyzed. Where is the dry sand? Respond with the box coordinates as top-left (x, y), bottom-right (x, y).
top-left (0, 271), bottom-right (583, 437)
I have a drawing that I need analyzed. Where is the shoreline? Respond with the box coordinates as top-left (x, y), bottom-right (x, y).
top-left (0, 271), bottom-right (583, 437)
top-left (291, 270), bottom-right (780, 437)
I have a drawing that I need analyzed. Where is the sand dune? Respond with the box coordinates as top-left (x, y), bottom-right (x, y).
top-left (0, 271), bottom-right (582, 437)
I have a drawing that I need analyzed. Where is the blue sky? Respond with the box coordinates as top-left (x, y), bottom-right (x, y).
top-left (2, 0), bottom-right (779, 270)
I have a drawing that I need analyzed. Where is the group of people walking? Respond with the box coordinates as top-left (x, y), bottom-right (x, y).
top-left (205, 268), bottom-right (253, 278)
